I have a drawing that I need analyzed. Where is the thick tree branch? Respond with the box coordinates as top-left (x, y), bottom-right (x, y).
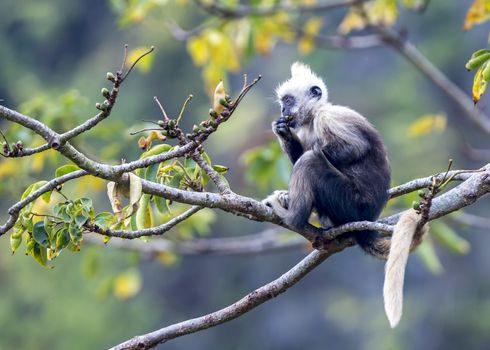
top-left (109, 239), bottom-right (354, 350)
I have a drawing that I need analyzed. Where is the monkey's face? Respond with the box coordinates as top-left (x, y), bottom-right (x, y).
top-left (276, 62), bottom-right (328, 129)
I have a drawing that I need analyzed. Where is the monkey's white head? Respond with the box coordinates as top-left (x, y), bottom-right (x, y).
top-left (276, 62), bottom-right (328, 128)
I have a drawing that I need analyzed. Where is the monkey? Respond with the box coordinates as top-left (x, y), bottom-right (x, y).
top-left (263, 62), bottom-right (427, 328)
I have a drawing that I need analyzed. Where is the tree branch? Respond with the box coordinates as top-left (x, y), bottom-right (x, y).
top-left (84, 206), bottom-right (203, 239)
top-left (195, 0), bottom-right (368, 19)
top-left (0, 169), bottom-right (88, 235)
top-left (85, 228), bottom-right (304, 256)
top-left (376, 27), bottom-right (490, 135)
top-left (109, 240), bottom-right (353, 350)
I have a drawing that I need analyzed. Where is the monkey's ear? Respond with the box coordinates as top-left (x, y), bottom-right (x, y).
top-left (291, 62), bottom-right (312, 77)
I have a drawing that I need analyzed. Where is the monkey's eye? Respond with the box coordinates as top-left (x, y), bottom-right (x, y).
top-left (281, 94), bottom-right (295, 107)
top-left (309, 86), bottom-right (322, 98)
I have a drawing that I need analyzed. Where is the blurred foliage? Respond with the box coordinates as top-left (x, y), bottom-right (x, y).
top-left (1, 0), bottom-right (490, 349)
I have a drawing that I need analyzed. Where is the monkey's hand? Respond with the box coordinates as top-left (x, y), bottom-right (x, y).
top-left (272, 117), bottom-right (294, 141)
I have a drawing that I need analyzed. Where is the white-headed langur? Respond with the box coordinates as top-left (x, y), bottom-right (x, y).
top-left (263, 62), bottom-right (428, 328)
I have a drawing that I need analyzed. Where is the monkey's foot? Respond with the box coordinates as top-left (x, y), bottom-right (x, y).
top-left (262, 190), bottom-right (289, 214)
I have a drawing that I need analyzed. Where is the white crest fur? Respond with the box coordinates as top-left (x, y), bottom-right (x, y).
top-left (276, 62), bottom-right (328, 106)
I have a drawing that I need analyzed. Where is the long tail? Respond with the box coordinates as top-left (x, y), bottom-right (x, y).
top-left (383, 209), bottom-right (426, 328)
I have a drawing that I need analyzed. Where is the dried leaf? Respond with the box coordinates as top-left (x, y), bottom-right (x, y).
top-left (127, 173), bottom-right (143, 217)
top-left (407, 113), bottom-right (447, 138)
top-left (107, 181), bottom-right (123, 222)
top-left (463, 0), bottom-right (490, 31)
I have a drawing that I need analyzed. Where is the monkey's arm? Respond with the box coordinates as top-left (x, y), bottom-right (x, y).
top-left (273, 117), bottom-right (304, 164)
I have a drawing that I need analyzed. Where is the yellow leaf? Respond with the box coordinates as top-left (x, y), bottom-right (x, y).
top-left (157, 251), bottom-right (180, 266)
top-left (125, 47), bottom-right (155, 73)
top-left (303, 17), bottom-right (323, 36)
top-left (407, 113), bottom-right (447, 138)
top-left (187, 36), bottom-right (210, 66)
top-left (338, 9), bottom-right (366, 35)
top-left (367, 0), bottom-right (398, 27)
top-left (113, 269), bottom-right (142, 300)
top-left (473, 64), bottom-right (489, 103)
top-left (203, 64), bottom-right (224, 94)
top-left (254, 31), bottom-right (275, 55)
top-left (298, 37), bottom-right (315, 55)
top-left (463, 0), bottom-right (490, 31)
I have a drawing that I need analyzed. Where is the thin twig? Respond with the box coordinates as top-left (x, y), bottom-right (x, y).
top-left (176, 95), bottom-right (193, 125)
top-left (123, 46), bottom-right (155, 80)
top-left (85, 228), bottom-right (304, 256)
top-left (85, 206), bottom-right (203, 239)
top-left (376, 26), bottom-right (490, 135)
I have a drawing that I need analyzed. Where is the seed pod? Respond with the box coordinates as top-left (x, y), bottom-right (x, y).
top-left (417, 190), bottom-right (426, 198)
top-left (192, 125), bottom-right (200, 133)
top-left (219, 98), bottom-right (229, 107)
top-left (209, 109), bottom-right (218, 119)
top-left (168, 120), bottom-right (176, 129)
top-left (101, 87), bottom-right (110, 99)
top-left (200, 121), bottom-right (209, 127)
top-left (412, 201), bottom-right (421, 211)
top-left (95, 102), bottom-right (102, 110)
top-left (106, 72), bottom-right (116, 82)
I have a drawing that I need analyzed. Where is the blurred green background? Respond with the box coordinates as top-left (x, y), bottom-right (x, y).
top-left (1, 1), bottom-right (490, 349)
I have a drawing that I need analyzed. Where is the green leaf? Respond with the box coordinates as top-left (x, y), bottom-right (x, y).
top-left (145, 163), bottom-right (160, 182)
top-left (21, 180), bottom-right (48, 200)
top-left (94, 212), bottom-right (116, 229)
top-left (139, 144), bottom-right (173, 159)
top-left (169, 171), bottom-right (184, 188)
top-left (212, 164), bottom-right (229, 174)
top-left (431, 221), bottom-right (470, 255)
top-left (75, 214), bottom-right (88, 228)
top-left (78, 198), bottom-right (93, 211)
top-left (41, 190), bottom-right (53, 203)
top-left (56, 228), bottom-right (70, 251)
top-left (135, 194), bottom-right (151, 229)
top-left (154, 196), bottom-right (170, 215)
top-left (202, 152), bottom-right (212, 164)
top-left (32, 222), bottom-right (50, 248)
top-left (10, 233), bottom-right (22, 254)
top-left (32, 242), bottom-right (48, 267)
top-left (55, 164), bottom-right (80, 178)
top-left (68, 223), bottom-right (83, 244)
top-left (416, 237), bottom-right (443, 275)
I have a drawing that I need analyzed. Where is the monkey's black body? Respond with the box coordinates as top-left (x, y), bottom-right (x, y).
top-left (273, 115), bottom-right (390, 254)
